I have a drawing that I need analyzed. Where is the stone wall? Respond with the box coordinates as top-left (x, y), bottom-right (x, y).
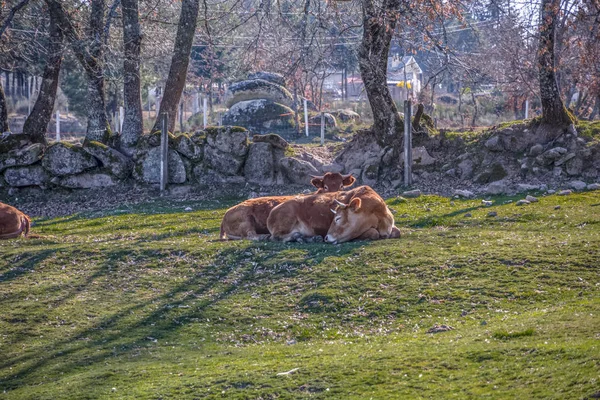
top-left (1, 121), bottom-right (598, 196)
top-left (0, 127), bottom-right (335, 191)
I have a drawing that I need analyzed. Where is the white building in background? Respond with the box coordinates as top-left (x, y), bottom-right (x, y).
top-left (386, 55), bottom-right (423, 101)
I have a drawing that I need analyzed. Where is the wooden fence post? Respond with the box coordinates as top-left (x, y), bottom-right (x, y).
top-left (404, 100), bottom-right (413, 186)
top-left (160, 113), bottom-right (169, 192)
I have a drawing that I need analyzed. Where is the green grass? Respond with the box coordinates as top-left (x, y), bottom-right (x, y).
top-left (1, 191), bottom-right (599, 399)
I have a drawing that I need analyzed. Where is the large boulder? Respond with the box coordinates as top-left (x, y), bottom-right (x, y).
top-left (83, 141), bottom-right (133, 179)
top-left (227, 79), bottom-right (294, 108)
top-left (174, 133), bottom-right (204, 162)
top-left (247, 71), bottom-right (286, 87)
top-left (58, 172), bottom-right (118, 189)
top-left (309, 113), bottom-right (337, 128)
top-left (133, 147), bottom-right (187, 184)
top-left (0, 143), bottom-right (44, 172)
top-left (333, 109), bottom-right (360, 122)
top-left (252, 133), bottom-right (289, 149)
top-left (279, 157), bottom-right (319, 185)
top-left (412, 146), bottom-right (436, 166)
top-left (244, 142), bottom-right (277, 185)
top-left (4, 165), bottom-right (49, 187)
top-left (475, 162), bottom-right (508, 184)
top-left (334, 130), bottom-right (384, 176)
top-left (222, 99), bottom-right (295, 134)
top-left (42, 143), bottom-right (98, 176)
top-left (0, 133), bottom-right (33, 154)
top-left (203, 126), bottom-right (249, 176)
top-left (205, 126), bottom-right (248, 157)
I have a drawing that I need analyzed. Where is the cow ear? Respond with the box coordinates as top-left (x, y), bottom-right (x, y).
top-left (311, 177), bottom-right (324, 188)
top-left (349, 197), bottom-right (362, 211)
top-left (342, 174), bottom-right (356, 187)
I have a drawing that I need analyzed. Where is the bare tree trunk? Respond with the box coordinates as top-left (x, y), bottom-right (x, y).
top-left (537, 0), bottom-right (573, 127)
top-left (357, 0), bottom-right (402, 146)
top-left (45, 0), bottom-right (110, 144)
top-left (120, 0), bottom-right (143, 153)
top-left (22, 11), bottom-right (64, 145)
top-left (0, 80), bottom-right (9, 133)
top-left (151, 0), bottom-right (199, 133)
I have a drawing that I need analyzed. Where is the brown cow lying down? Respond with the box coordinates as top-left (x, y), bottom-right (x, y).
top-left (0, 202), bottom-right (31, 239)
top-left (267, 185), bottom-right (400, 243)
top-left (219, 172), bottom-right (356, 240)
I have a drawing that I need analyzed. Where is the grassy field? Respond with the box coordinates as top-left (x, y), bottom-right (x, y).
top-left (1, 191), bottom-right (599, 399)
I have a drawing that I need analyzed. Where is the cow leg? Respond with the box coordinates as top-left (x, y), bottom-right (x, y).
top-left (247, 232), bottom-right (271, 241)
top-left (354, 228), bottom-right (380, 241)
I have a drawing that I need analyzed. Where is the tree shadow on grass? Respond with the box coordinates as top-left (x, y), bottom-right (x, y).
top-left (0, 239), bottom-right (363, 391)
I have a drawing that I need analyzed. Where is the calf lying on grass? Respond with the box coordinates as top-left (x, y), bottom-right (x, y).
top-left (219, 173), bottom-right (355, 240)
top-left (0, 202), bottom-right (31, 239)
top-left (267, 185), bottom-right (400, 243)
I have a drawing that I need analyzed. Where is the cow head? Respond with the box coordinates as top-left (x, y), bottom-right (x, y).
top-left (324, 198), bottom-right (367, 244)
top-left (311, 173), bottom-right (355, 193)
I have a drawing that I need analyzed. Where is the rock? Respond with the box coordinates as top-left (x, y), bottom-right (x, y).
top-left (334, 130), bottom-right (384, 177)
top-left (458, 159), bottom-right (474, 179)
top-left (174, 134), bottom-right (204, 162)
top-left (227, 79), bottom-right (294, 108)
top-left (247, 71), bottom-right (286, 86)
top-left (463, 213), bottom-right (472, 218)
top-left (361, 162), bottom-right (380, 186)
top-left (205, 126), bottom-right (248, 157)
top-left (569, 180), bottom-right (587, 191)
top-left (525, 195), bottom-right (538, 202)
top-left (0, 143), bottom-right (45, 172)
top-left (482, 200), bottom-right (493, 207)
top-left (0, 133), bottom-right (33, 153)
top-left (547, 189), bottom-right (556, 194)
top-left (202, 127), bottom-right (249, 176)
top-left (426, 324), bottom-right (454, 334)
top-left (412, 146), bottom-right (436, 166)
top-left (558, 189), bottom-right (572, 196)
top-left (4, 165), bottom-right (49, 187)
top-left (59, 172), bottom-right (118, 188)
top-left (565, 157), bottom-right (583, 176)
top-left (402, 189), bottom-right (421, 198)
top-left (83, 141), bottom-right (133, 179)
top-left (553, 167), bottom-right (562, 177)
top-left (484, 180), bottom-right (510, 195)
top-left (134, 147), bottom-right (186, 184)
top-left (333, 109), bottom-right (360, 122)
top-left (455, 189), bottom-right (475, 198)
top-left (445, 168), bottom-right (457, 177)
top-left (516, 200), bottom-right (530, 206)
top-left (517, 184), bottom-right (540, 193)
top-left (554, 152), bottom-right (576, 166)
top-left (321, 163), bottom-right (344, 173)
top-left (244, 142), bottom-right (276, 185)
top-left (529, 144), bottom-right (544, 156)
top-left (252, 133), bottom-right (289, 149)
top-left (487, 211), bottom-right (497, 217)
top-left (587, 183), bottom-right (600, 190)
top-left (222, 99), bottom-right (295, 134)
top-left (193, 165), bottom-right (246, 185)
top-left (42, 143), bottom-right (98, 176)
top-left (554, 205), bottom-right (561, 209)
top-left (536, 147), bottom-right (568, 166)
top-left (484, 136), bottom-right (504, 151)
top-left (475, 163), bottom-right (508, 184)
top-left (279, 157), bottom-right (319, 185)
top-left (309, 113), bottom-right (337, 128)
